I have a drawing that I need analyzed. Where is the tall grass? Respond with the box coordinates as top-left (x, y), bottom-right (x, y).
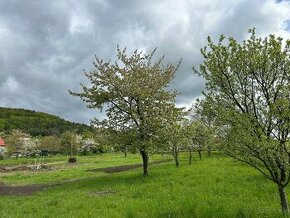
top-left (0, 153), bottom-right (285, 217)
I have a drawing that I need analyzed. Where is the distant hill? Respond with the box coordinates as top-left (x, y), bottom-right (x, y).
top-left (0, 107), bottom-right (93, 136)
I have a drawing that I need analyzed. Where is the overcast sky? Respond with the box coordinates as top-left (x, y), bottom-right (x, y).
top-left (0, 0), bottom-right (290, 124)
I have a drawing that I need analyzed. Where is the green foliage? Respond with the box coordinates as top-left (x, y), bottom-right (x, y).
top-left (191, 97), bottom-right (219, 154)
top-left (191, 97), bottom-right (217, 129)
top-left (70, 46), bottom-right (183, 175)
top-left (70, 46), bottom-right (181, 143)
top-left (157, 119), bottom-right (193, 166)
top-left (40, 136), bottom-right (62, 154)
top-left (107, 128), bottom-right (139, 155)
top-left (0, 107), bottom-right (92, 136)
top-left (3, 129), bottom-right (30, 155)
top-left (191, 121), bottom-right (208, 148)
top-left (60, 131), bottom-right (80, 156)
top-left (194, 29), bottom-right (290, 212)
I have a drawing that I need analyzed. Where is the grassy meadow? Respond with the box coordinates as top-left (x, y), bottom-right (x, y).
top-left (0, 152), bottom-right (286, 217)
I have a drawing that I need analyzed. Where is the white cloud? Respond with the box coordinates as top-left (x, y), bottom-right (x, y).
top-left (3, 77), bottom-right (18, 92)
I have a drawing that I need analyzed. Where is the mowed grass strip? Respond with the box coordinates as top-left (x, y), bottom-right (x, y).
top-left (0, 153), bottom-right (285, 217)
top-left (0, 153), bottom-right (167, 185)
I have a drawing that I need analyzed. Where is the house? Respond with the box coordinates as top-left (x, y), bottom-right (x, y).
top-left (0, 137), bottom-right (5, 147)
top-left (0, 137), bottom-right (6, 157)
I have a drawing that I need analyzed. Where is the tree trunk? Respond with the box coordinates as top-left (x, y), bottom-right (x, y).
top-left (140, 149), bottom-right (149, 176)
top-left (279, 186), bottom-right (289, 213)
top-left (175, 158), bottom-right (179, 167)
top-left (198, 150), bottom-right (202, 160)
top-left (70, 144), bottom-right (73, 157)
top-left (207, 146), bottom-right (211, 156)
top-left (189, 148), bottom-right (192, 165)
top-left (174, 152), bottom-right (179, 167)
top-left (124, 151), bottom-right (127, 157)
top-left (172, 147), bottom-right (179, 167)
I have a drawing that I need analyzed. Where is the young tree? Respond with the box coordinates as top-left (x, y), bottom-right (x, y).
top-left (60, 131), bottom-right (80, 158)
top-left (40, 136), bottom-right (62, 154)
top-left (156, 107), bottom-right (188, 167)
top-left (4, 130), bottom-right (30, 158)
top-left (109, 128), bottom-right (139, 157)
top-left (191, 121), bottom-right (208, 160)
top-left (70, 46), bottom-right (181, 176)
top-left (194, 29), bottom-right (290, 213)
top-left (159, 123), bottom-right (188, 167)
top-left (21, 137), bottom-right (40, 157)
top-left (191, 97), bottom-right (217, 156)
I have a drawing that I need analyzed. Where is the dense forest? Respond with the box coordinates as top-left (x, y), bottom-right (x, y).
top-left (0, 107), bottom-right (92, 136)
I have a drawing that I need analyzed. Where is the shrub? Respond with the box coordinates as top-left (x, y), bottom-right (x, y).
top-left (68, 157), bottom-right (77, 163)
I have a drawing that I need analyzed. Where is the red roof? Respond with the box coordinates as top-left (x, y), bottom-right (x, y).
top-left (0, 137), bottom-right (5, 146)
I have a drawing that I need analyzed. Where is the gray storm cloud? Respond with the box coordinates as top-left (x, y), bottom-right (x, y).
top-left (0, 0), bottom-right (289, 124)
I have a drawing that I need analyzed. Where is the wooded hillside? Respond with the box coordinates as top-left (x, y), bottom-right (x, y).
top-left (0, 107), bottom-right (92, 136)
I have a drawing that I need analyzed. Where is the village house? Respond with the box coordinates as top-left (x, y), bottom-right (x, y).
top-left (0, 137), bottom-right (6, 157)
top-left (0, 137), bottom-right (5, 147)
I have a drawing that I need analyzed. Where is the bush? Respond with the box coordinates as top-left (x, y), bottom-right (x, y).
top-left (68, 157), bottom-right (77, 163)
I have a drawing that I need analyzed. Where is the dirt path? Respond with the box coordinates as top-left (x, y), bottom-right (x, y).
top-left (0, 159), bottom-right (171, 196)
top-left (0, 182), bottom-right (45, 196)
top-left (87, 159), bottom-right (171, 173)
